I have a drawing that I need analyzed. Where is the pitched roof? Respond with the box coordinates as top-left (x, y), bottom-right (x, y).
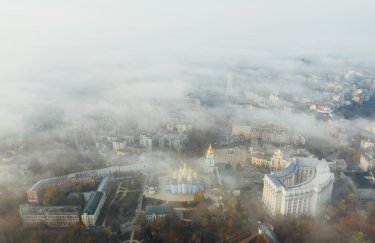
top-left (145, 204), bottom-right (174, 215)
top-left (83, 191), bottom-right (103, 215)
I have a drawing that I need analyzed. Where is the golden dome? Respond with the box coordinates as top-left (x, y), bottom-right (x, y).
top-left (207, 144), bottom-right (214, 155)
top-left (173, 170), bottom-right (178, 179)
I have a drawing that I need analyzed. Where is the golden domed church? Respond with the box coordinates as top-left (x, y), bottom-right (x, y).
top-left (205, 144), bottom-right (215, 173)
top-left (166, 164), bottom-right (204, 194)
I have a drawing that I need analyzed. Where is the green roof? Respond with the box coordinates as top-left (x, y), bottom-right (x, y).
top-left (83, 191), bottom-right (103, 215)
top-left (145, 204), bottom-right (174, 215)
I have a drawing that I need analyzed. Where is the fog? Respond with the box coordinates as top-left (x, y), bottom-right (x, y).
top-left (0, 0), bottom-right (374, 138)
top-left (1, 1), bottom-right (375, 242)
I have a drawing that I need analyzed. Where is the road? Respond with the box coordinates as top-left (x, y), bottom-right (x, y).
top-left (128, 173), bottom-right (148, 243)
top-left (102, 182), bottom-right (127, 226)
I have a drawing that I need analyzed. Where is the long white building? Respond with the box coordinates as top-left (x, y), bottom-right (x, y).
top-left (27, 162), bottom-right (151, 203)
top-left (19, 205), bottom-right (81, 227)
top-left (262, 157), bottom-right (334, 216)
top-left (81, 191), bottom-right (105, 227)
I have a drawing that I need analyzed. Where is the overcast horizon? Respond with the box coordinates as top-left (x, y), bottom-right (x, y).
top-left (1, 0), bottom-right (375, 136)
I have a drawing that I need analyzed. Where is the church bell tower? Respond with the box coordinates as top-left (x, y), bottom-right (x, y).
top-left (205, 144), bottom-right (215, 173)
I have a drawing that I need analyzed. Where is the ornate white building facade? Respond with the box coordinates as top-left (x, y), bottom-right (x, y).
top-left (262, 157), bottom-right (334, 216)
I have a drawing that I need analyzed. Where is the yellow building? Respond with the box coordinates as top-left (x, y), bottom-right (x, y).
top-left (251, 149), bottom-right (288, 171)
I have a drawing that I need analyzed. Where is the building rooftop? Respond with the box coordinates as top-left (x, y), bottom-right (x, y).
top-left (258, 222), bottom-right (280, 243)
top-left (20, 204), bottom-right (81, 215)
top-left (97, 176), bottom-right (113, 195)
top-left (343, 172), bottom-right (375, 189)
top-left (251, 151), bottom-right (272, 160)
top-left (252, 123), bottom-right (289, 131)
top-left (145, 204), bottom-right (174, 215)
top-left (83, 191), bottom-right (103, 215)
top-left (27, 162), bottom-right (152, 193)
top-left (267, 157), bottom-right (333, 193)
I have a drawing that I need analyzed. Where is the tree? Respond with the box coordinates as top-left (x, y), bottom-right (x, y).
top-left (78, 193), bottom-right (85, 208)
top-left (43, 187), bottom-right (66, 206)
top-left (236, 163), bottom-right (244, 172)
top-left (193, 191), bottom-right (205, 202)
top-left (350, 231), bottom-right (372, 243)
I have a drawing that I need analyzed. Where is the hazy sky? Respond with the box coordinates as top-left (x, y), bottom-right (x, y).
top-left (1, 0), bottom-right (375, 135)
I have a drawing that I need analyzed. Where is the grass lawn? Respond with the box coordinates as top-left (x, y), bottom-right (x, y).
top-left (142, 197), bottom-right (164, 210)
top-left (116, 191), bottom-right (140, 216)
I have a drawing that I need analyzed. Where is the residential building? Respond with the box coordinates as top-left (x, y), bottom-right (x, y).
top-left (360, 152), bottom-right (375, 172)
top-left (112, 141), bottom-right (126, 152)
top-left (167, 123), bottom-right (192, 134)
top-left (159, 133), bottom-right (187, 152)
top-left (139, 135), bottom-right (152, 152)
top-left (231, 125), bottom-right (252, 138)
top-left (251, 123), bottom-right (290, 145)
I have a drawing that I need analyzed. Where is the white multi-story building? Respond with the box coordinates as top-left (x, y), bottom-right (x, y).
top-left (112, 141), bottom-right (126, 152)
top-left (139, 135), bottom-right (152, 152)
top-left (27, 162), bottom-right (151, 203)
top-left (262, 157), bottom-right (334, 217)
